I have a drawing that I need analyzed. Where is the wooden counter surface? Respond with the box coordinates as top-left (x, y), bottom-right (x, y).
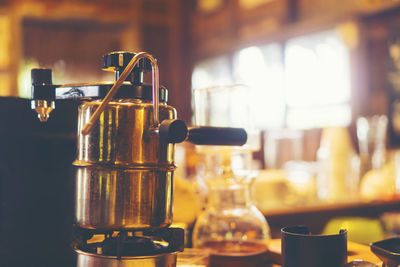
top-left (177, 239), bottom-right (381, 266)
top-left (268, 239), bottom-right (382, 266)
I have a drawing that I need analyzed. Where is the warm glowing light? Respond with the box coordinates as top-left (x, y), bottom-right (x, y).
top-left (191, 29), bottom-right (351, 129)
top-left (191, 56), bottom-right (232, 89)
top-left (285, 30), bottom-right (351, 128)
top-left (233, 44), bottom-right (285, 129)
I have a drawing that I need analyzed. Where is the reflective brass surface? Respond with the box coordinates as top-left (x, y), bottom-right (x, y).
top-left (31, 99), bottom-right (55, 122)
top-left (76, 249), bottom-right (177, 267)
top-left (81, 52), bottom-right (160, 135)
top-left (76, 99), bottom-right (176, 166)
top-left (75, 167), bottom-right (173, 229)
top-left (74, 99), bottom-right (176, 229)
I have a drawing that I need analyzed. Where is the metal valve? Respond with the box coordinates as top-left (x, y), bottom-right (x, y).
top-left (30, 68), bottom-right (56, 122)
top-left (103, 51), bottom-right (152, 83)
top-left (30, 52), bottom-right (158, 123)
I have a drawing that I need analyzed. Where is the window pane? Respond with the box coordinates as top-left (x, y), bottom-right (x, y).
top-left (191, 56), bottom-right (232, 89)
top-left (233, 44), bottom-right (285, 129)
top-left (284, 29), bottom-right (351, 108)
top-left (192, 85), bottom-right (252, 127)
top-left (191, 28), bottom-right (352, 130)
top-left (191, 56), bottom-right (239, 126)
top-left (287, 104), bottom-right (351, 129)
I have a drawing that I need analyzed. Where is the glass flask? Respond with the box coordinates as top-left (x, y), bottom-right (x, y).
top-left (192, 149), bottom-right (271, 266)
top-left (192, 84), bottom-right (270, 266)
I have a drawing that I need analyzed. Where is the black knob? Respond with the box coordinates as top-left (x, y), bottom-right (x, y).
top-left (159, 119), bottom-right (188, 144)
top-left (102, 51), bottom-right (152, 72)
top-left (31, 68), bottom-right (52, 85)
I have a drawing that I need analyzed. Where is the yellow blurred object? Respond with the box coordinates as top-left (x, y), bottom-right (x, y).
top-left (173, 176), bottom-right (201, 225)
top-left (252, 170), bottom-right (297, 210)
top-left (320, 127), bottom-right (354, 156)
top-left (239, 0), bottom-right (276, 9)
top-left (336, 21), bottom-right (360, 50)
top-left (323, 217), bottom-right (385, 245)
top-left (360, 161), bottom-right (396, 200)
top-left (0, 15), bottom-right (11, 69)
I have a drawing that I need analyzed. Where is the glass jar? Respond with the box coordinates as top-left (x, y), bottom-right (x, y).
top-left (192, 157), bottom-right (271, 266)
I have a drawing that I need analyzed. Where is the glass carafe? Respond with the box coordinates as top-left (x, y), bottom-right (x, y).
top-left (192, 149), bottom-right (271, 266)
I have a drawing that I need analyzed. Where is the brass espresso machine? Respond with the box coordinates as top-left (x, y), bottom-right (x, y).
top-left (30, 51), bottom-right (247, 267)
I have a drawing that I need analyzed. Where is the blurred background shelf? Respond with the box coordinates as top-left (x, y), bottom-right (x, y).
top-left (263, 197), bottom-right (400, 238)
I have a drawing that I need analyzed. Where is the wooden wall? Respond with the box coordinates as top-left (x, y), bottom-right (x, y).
top-left (0, 0), bottom-right (193, 123)
top-left (188, 0), bottom-right (400, 60)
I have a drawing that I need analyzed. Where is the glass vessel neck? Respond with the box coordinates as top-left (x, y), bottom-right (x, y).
top-left (208, 182), bottom-right (252, 209)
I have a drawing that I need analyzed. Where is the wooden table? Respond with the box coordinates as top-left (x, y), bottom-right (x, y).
top-left (177, 239), bottom-right (381, 266)
top-left (268, 239), bottom-right (381, 266)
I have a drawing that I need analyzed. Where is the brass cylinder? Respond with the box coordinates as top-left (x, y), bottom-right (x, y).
top-left (74, 99), bottom-right (176, 230)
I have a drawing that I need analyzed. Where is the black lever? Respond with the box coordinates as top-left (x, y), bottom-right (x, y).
top-left (158, 120), bottom-right (247, 146)
top-left (187, 126), bottom-right (247, 146)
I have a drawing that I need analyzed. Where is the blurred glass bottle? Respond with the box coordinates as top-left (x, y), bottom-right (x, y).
top-left (357, 115), bottom-right (388, 178)
top-left (317, 127), bottom-right (360, 202)
top-left (264, 129), bottom-right (304, 169)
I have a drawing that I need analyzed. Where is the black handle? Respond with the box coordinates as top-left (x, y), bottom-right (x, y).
top-left (187, 127), bottom-right (247, 146)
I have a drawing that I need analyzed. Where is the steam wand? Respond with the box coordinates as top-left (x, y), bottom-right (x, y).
top-left (80, 52), bottom-right (160, 135)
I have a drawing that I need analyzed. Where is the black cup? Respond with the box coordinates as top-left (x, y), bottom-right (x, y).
top-left (281, 226), bottom-right (347, 267)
